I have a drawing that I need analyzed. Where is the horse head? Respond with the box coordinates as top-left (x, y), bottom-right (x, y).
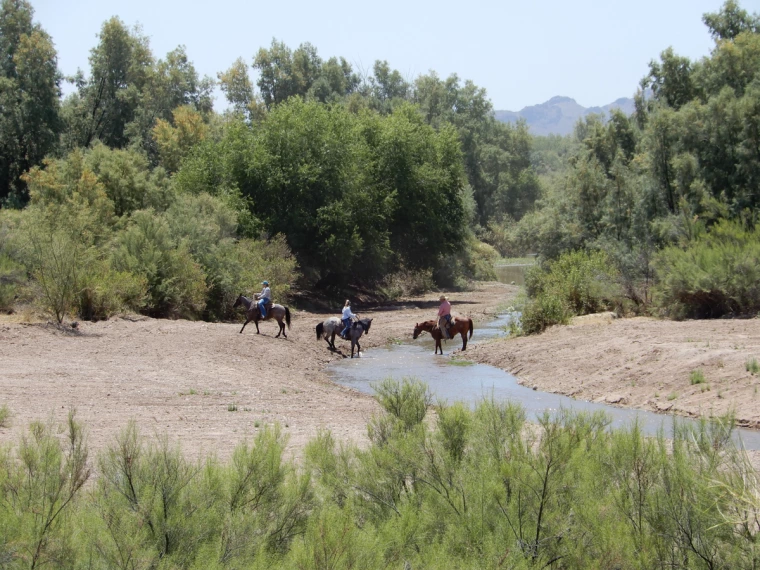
top-left (360, 318), bottom-right (373, 335)
top-left (413, 323), bottom-right (422, 339)
top-left (233, 294), bottom-right (244, 309)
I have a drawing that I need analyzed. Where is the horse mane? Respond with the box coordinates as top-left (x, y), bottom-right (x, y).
top-left (316, 322), bottom-right (323, 340)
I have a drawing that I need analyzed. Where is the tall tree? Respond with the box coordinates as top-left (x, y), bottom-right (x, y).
top-left (0, 0), bottom-right (60, 206)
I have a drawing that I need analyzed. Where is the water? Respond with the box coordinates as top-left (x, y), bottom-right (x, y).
top-left (494, 264), bottom-right (531, 287)
top-left (329, 313), bottom-right (760, 450)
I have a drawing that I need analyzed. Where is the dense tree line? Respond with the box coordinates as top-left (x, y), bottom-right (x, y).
top-left (0, 0), bottom-right (540, 320)
top-left (498, 1), bottom-right (760, 327)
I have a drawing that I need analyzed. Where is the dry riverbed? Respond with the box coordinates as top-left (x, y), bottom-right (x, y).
top-left (0, 282), bottom-right (514, 462)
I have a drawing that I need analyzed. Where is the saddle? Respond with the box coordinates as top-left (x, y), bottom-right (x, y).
top-left (255, 300), bottom-right (273, 318)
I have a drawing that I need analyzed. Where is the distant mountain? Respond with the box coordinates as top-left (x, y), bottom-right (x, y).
top-left (494, 95), bottom-right (636, 136)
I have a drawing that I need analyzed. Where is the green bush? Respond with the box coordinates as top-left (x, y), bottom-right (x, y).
top-left (111, 210), bottom-right (208, 319)
top-left (0, 254), bottom-right (24, 312)
top-left (77, 261), bottom-right (147, 321)
top-left (380, 268), bottom-right (434, 299)
top-left (653, 219), bottom-right (760, 318)
top-left (2, 386), bottom-right (760, 568)
top-left (527, 249), bottom-right (621, 315)
top-left (520, 292), bottom-right (570, 335)
top-left (519, 249), bottom-right (619, 334)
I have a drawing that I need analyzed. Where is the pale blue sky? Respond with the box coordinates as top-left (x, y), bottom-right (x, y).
top-left (33, 0), bottom-right (760, 111)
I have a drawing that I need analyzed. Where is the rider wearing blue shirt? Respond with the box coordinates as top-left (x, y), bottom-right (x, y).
top-left (258, 281), bottom-right (271, 318)
top-left (340, 300), bottom-right (356, 339)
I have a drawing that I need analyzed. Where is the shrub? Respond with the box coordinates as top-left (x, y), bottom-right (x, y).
top-left (77, 261), bottom-right (147, 321)
top-left (111, 210), bottom-right (208, 319)
top-left (380, 268), bottom-right (434, 299)
top-left (520, 292), bottom-right (570, 335)
top-left (653, 219), bottom-right (760, 318)
top-left (0, 254), bottom-right (24, 312)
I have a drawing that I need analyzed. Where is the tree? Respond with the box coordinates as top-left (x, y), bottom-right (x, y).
top-left (703, 0), bottom-right (759, 41)
top-left (0, 0), bottom-right (61, 206)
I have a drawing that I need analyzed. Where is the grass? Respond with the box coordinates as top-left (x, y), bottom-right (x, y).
top-left (690, 369), bottom-right (706, 385)
top-left (448, 359), bottom-right (474, 367)
top-left (0, 404), bottom-right (10, 427)
top-left (747, 358), bottom-right (759, 375)
top-left (667, 392), bottom-right (678, 401)
top-left (227, 403), bottom-right (238, 412)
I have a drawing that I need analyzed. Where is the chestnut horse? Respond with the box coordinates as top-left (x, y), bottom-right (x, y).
top-left (413, 317), bottom-right (473, 355)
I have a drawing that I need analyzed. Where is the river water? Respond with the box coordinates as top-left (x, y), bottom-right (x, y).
top-left (329, 264), bottom-right (760, 449)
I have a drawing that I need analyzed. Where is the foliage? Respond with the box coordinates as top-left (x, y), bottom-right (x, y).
top-left (0, 0), bottom-right (61, 205)
top-left (0, 410), bottom-right (90, 568)
top-left (2, 385), bottom-right (760, 568)
top-left (0, 253), bottom-right (23, 311)
top-left (653, 219), bottom-right (760, 318)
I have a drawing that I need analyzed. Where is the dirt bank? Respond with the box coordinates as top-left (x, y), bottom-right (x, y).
top-left (0, 282), bottom-right (515, 462)
top-left (466, 316), bottom-right (760, 428)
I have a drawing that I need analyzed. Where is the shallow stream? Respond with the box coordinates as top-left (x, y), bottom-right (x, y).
top-left (329, 312), bottom-right (760, 451)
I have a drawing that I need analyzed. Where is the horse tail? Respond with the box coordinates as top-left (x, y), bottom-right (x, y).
top-left (285, 307), bottom-right (291, 329)
top-left (468, 318), bottom-right (474, 339)
top-left (316, 322), bottom-right (323, 340)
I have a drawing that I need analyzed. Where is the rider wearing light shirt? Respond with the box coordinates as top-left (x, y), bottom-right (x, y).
top-left (258, 281), bottom-right (271, 318)
top-left (340, 300), bottom-right (356, 339)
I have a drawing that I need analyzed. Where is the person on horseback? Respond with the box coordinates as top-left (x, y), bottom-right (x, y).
top-left (340, 300), bottom-right (356, 340)
top-left (257, 281), bottom-right (271, 318)
top-left (438, 295), bottom-right (452, 339)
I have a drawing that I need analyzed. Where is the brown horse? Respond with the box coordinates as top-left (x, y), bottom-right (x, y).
top-left (233, 294), bottom-right (291, 338)
top-left (413, 318), bottom-right (473, 355)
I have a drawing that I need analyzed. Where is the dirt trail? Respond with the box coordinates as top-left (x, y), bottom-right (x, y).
top-left (466, 316), bottom-right (760, 428)
top-left (0, 282), bottom-right (515, 462)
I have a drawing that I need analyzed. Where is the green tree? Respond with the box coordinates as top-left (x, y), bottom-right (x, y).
top-left (0, 0), bottom-right (61, 206)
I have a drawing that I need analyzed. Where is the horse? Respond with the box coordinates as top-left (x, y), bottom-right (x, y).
top-left (315, 317), bottom-right (373, 352)
top-left (348, 318), bottom-right (373, 358)
top-left (413, 317), bottom-right (473, 355)
top-left (233, 294), bottom-right (291, 338)
top-left (315, 317), bottom-right (342, 350)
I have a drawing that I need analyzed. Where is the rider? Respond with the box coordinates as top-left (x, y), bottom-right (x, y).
top-left (257, 281), bottom-right (271, 318)
top-left (438, 295), bottom-right (452, 339)
top-left (340, 300), bottom-right (356, 340)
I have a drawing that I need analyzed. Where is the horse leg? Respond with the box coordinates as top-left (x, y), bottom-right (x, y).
top-left (254, 318), bottom-right (260, 334)
top-left (436, 338), bottom-right (442, 355)
top-left (329, 332), bottom-right (336, 350)
top-left (281, 319), bottom-right (287, 338)
top-left (461, 331), bottom-right (467, 351)
top-left (275, 318), bottom-right (282, 338)
top-left (239, 319), bottom-right (249, 334)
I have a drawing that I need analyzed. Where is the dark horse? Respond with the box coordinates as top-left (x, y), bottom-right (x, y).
top-left (316, 317), bottom-right (373, 352)
top-left (347, 318), bottom-right (373, 358)
top-left (413, 317), bottom-right (473, 355)
top-left (233, 294), bottom-right (291, 338)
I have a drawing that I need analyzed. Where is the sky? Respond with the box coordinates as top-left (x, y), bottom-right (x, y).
top-left (32, 0), bottom-right (760, 112)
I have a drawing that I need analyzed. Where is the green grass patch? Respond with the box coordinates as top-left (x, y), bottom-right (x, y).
top-left (0, 404), bottom-right (10, 428)
top-left (448, 359), bottom-right (474, 367)
top-left (690, 369), bottom-right (706, 385)
top-left (746, 358), bottom-right (759, 375)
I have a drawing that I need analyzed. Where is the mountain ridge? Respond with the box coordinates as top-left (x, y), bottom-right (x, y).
top-left (495, 96), bottom-right (636, 136)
